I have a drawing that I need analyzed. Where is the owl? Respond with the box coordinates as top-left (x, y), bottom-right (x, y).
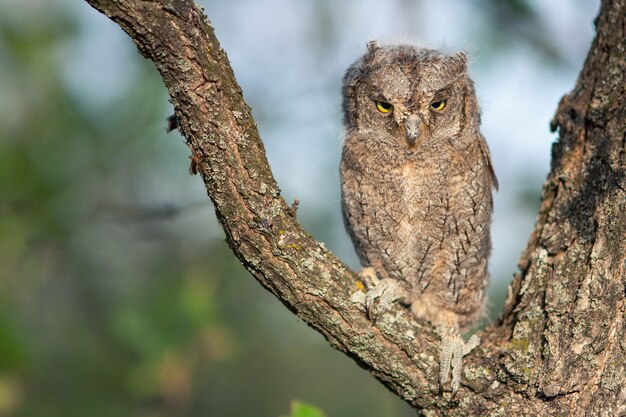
top-left (340, 41), bottom-right (497, 394)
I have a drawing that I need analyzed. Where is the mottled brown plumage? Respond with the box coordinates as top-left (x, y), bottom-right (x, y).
top-left (340, 41), bottom-right (497, 394)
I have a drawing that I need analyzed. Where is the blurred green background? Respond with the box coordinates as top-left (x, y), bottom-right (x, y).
top-left (0, 0), bottom-right (598, 416)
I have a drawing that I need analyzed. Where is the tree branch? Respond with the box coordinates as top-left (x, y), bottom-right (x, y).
top-left (84, 1), bottom-right (625, 415)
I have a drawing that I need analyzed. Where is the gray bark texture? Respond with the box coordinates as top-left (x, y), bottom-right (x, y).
top-left (84, 0), bottom-right (626, 415)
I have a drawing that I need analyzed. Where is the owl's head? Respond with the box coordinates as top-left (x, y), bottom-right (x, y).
top-left (342, 41), bottom-right (479, 151)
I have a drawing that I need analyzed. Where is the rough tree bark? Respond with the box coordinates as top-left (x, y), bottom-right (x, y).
top-left (84, 1), bottom-right (625, 416)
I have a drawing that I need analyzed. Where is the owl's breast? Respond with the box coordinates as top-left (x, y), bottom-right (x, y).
top-left (341, 137), bottom-right (448, 282)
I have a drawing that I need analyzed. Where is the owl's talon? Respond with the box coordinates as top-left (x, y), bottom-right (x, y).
top-left (364, 278), bottom-right (405, 320)
top-left (463, 334), bottom-right (481, 355)
top-left (439, 331), bottom-right (480, 395)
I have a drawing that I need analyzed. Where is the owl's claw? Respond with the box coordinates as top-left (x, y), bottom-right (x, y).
top-left (364, 278), bottom-right (406, 321)
top-left (439, 331), bottom-right (480, 395)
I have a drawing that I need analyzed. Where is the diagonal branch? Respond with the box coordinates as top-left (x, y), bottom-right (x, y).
top-left (83, 1), bottom-right (625, 415)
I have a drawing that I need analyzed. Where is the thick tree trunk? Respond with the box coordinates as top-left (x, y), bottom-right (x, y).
top-left (84, 1), bottom-right (625, 415)
top-left (496, 2), bottom-right (626, 413)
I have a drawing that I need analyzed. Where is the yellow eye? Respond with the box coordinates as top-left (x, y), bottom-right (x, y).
top-left (431, 100), bottom-right (447, 111)
top-left (375, 101), bottom-right (393, 113)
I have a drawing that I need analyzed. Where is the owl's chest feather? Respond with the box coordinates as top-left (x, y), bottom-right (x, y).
top-left (362, 149), bottom-right (452, 223)
top-left (351, 149), bottom-right (453, 242)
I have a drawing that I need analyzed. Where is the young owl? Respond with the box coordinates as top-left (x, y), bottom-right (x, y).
top-left (340, 41), bottom-right (497, 394)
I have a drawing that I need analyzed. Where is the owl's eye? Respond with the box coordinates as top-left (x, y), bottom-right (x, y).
top-left (431, 100), bottom-right (447, 111)
top-left (375, 101), bottom-right (393, 113)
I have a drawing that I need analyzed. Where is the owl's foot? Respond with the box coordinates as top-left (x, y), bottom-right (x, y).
top-left (439, 328), bottom-right (480, 395)
top-left (364, 277), bottom-right (407, 321)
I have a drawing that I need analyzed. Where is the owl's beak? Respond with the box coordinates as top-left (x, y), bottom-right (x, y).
top-left (404, 114), bottom-right (422, 150)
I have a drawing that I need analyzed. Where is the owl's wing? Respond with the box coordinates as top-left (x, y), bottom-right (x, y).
top-left (478, 135), bottom-right (498, 191)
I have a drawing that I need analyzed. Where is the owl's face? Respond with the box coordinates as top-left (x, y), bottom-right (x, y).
top-left (342, 43), bottom-right (478, 151)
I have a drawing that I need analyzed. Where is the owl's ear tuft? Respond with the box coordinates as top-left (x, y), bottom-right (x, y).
top-left (453, 51), bottom-right (468, 73)
top-left (367, 40), bottom-right (380, 53)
